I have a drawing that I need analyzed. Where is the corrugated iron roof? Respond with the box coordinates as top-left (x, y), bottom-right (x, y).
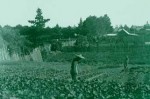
top-left (118, 29), bottom-right (138, 36)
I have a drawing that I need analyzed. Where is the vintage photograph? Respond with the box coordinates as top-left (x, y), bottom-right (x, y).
top-left (0, 0), bottom-right (150, 98)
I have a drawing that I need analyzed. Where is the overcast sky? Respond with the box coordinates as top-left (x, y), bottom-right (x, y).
top-left (0, 0), bottom-right (150, 27)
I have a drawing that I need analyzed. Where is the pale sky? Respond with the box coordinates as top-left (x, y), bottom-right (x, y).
top-left (0, 0), bottom-right (150, 27)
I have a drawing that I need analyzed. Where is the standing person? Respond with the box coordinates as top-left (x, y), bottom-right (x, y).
top-left (70, 54), bottom-right (85, 81)
top-left (124, 55), bottom-right (129, 70)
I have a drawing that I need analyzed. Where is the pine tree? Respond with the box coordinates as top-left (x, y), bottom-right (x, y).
top-left (28, 8), bottom-right (50, 28)
top-left (27, 8), bottom-right (50, 48)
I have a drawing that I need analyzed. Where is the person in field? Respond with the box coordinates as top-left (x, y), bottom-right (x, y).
top-left (70, 54), bottom-right (85, 81)
top-left (124, 55), bottom-right (129, 70)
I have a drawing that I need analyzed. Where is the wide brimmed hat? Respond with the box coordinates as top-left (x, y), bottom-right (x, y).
top-left (75, 54), bottom-right (85, 59)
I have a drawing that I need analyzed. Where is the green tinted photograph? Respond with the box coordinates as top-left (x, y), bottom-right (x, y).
top-left (0, 0), bottom-right (150, 99)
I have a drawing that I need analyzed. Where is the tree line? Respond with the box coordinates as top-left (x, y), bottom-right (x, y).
top-left (0, 8), bottom-right (149, 56)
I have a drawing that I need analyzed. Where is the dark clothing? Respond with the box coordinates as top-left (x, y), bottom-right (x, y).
top-left (70, 58), bottom-right (80, 81)
top-left (70, 70), bottom-right (77, 81)
top-left (124, 56), bottom-right (129, 69)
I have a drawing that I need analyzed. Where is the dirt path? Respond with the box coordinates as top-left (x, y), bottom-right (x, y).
top-left (86, 73), bottom-right (105, 81)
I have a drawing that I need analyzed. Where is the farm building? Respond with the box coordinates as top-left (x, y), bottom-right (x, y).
top-left (103, 29), bottom-right (139, 45)
top-left (104, 29), bottom-right (138, 37)
top-left (117, 29), bottom-right (139, 45)
top-left (117, 29), bottom-right (138, 36)
top-left (61, 38), bottom-right (76, 47)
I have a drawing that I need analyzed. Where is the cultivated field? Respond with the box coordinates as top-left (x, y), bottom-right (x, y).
top-left (0, 61), bottom-right (150, 99)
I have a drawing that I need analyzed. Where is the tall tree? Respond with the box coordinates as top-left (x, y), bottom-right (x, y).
top-left (81, 15), bottom-right (113, 37)
top-left (27, 8), bottom-right (50, 47)
top-left (78, 18), bottom-right (83, 28)
top-left (76, 18), bottom-right (84, 35)
top-left (28, 8), bottom-right (50, 28)
top-left (102, 14), bottom-right (113, 34)
top-left (82, 16), bottom-right (97, 36)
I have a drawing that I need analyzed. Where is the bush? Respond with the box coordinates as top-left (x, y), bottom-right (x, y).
top-left (51, 39), bottom-right (62, 51)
